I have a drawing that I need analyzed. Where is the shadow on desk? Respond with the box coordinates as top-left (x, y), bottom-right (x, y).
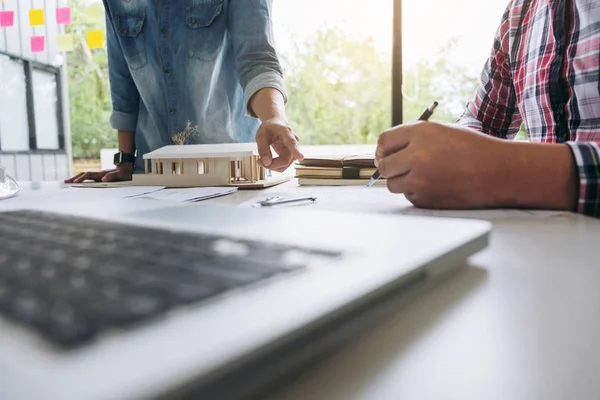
top-left (262, 263), bottom-right (488, 400)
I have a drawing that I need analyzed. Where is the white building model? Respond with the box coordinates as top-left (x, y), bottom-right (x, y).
top-left (132, 143), bottom-right (290, 188)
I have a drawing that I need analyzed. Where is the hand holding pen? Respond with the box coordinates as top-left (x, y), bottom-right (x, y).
top-left (368, 101), bottom-right (439, 187)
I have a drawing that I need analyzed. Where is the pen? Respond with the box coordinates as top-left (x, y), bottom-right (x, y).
top-left (256, 196), bottom-right (317, 207)
top-left (367, 100), bottom-right (439, 187)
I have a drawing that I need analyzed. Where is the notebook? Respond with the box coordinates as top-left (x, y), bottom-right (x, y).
top-left (297, 154), bottom-right (376, 168)
top-left (294, 154), bottom-right (386, 186)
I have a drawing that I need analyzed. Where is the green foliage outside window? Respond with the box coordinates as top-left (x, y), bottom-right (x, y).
top-left (65, 0), bottom-right (113, 159)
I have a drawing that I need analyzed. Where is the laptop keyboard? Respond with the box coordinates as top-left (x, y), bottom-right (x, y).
top-left (0, 210), bottom-right (341, 348)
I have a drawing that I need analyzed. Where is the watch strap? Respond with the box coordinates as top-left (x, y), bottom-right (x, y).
top-left (114, 151), bottom-right (136, 165)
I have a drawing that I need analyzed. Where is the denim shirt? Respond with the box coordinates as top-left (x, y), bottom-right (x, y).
top-left (101, 0), bottom-right (287, 173)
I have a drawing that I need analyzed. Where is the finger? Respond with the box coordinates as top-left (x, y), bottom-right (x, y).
top-left (280, 131), bottom-right (304, 161)
top-left (102, 171), bottom-right (120, 182)
top-left (64, 172), bottom-right (84, 183)
top-left (377, 150), bottom-right (413, 179)
top-left (386, 173), bottom-right (413, 194)
top-left (265, 157), bottom-right (292, 172)
top-left (256, 129), bottom-right (273, 167)
top-left (72, 171), bottom-right (104, 183)
top-left (264, 147), bottom-right (293, 171)
top-left (376, 125), bottom-right (413, 160)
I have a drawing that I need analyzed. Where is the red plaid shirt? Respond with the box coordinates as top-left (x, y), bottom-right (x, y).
top-left (457, 0), bottom-right (600, 217)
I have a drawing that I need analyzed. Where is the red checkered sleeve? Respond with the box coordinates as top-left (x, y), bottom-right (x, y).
top-left (456, 3), bottom-right (523, 139)
top-left (566, 142), bottom-right (600, 217)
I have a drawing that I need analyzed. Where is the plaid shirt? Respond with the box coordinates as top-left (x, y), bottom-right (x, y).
top-left (457, 0), bottom-right (600, 217)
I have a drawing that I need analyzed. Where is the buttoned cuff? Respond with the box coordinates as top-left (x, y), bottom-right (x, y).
top-left (109, 110), bottom-right (138, 133)
top-left (566, 141), bottom-right (600, 217)
top-left (243, 71), bottom-right (288, 118)
top-left (455, 109), bottom-right (486, 134)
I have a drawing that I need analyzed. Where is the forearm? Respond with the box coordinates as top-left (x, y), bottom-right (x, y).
top-left (249, 88), bottom-right (287, 123)
top-left (493, 141), bottom-right (578, 211)
top-left (118, 131), bottom-right (136, 154)
top-left (228, 0), bottom-right (287, 118)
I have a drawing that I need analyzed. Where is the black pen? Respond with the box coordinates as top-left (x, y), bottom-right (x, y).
top-left (367, 100), bottom-right (439, 187)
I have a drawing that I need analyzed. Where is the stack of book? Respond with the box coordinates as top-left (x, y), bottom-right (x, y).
top-left (294, 154), bottom-right (387, 186)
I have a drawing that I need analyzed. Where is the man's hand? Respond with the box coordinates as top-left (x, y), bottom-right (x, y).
top-left (375, 120), bottom-right (578, 211)
top-left (64, 163), bottom-right (134, 184)
top-left (256, 118), bottom-right (304, 172)
top-left (375, 121), bottom-right (506, 208)
top-left (375, 120), bottom-right (510, 209)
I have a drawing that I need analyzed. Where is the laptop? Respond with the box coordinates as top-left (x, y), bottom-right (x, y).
top-left (0, 197), bottom-right (490, 399)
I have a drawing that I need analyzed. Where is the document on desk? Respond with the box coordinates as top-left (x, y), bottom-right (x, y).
top-left (238, 186), bottom-right (573, 219)
top-left (132, 187), bottom-right (237, 202)
top-left (0, 185), bottom-right (167, 211)
top-left (2, 185), bottom-right (164, 203)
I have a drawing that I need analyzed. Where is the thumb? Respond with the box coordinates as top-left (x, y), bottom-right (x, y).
top-left (256, 130), bottom-right (272, 167)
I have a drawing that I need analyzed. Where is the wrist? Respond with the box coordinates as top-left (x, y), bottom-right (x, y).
top-left (113, 150), bottom-right (136, 172)
top-left (116, 162), bottom-right (134, 173)
top-left (493, 141), bottom-right (577, 211)
top-left (251, 88), bottom-right (288, 123)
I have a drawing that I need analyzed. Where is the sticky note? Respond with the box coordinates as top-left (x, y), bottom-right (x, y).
top-left (87, 30), bottom-right (104, 49)
top-left (57, 33), bottom-right (74, 51)
top-left (31, 36), bottom-right (45, 53)
top-left (29, 9), bottom-right (44, 26)
top-left (0, 11), bottom-right (14, 28)
top-left (56, 7), bottom-right (71, 25)
top-left (85, 3), bottom-right (104, 24)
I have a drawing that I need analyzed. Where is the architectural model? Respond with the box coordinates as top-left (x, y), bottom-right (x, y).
top-left (131, 143), bottom-right (290, 188)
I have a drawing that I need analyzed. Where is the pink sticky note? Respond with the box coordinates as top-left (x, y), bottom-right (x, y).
top-left (56, 7), bottom-right (71, 25)
top-left (0, 11), bottom-right (14, 28)
top-left (31, 36), bottom-right (45, 53)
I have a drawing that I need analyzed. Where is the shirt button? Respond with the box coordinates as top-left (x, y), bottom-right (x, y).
top-left (169, 109), bottom-right (175, 114)
top-left (164, 67), bottom-right (170, 73)
top-left (161, 28), bottom-right (167, 34)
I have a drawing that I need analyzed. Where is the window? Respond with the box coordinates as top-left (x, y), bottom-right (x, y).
top-left (272, 0), bottom-right (393, 145)
top-left (273, 0), bottom-right (520, 142)
top-left (402, 0), bottom-right (510, 123)
top-left (0, 55), bottom-right (29, 151)
top-left (0, 51), bottom-right (65, 153)
top-left (32, 68), bottom-right (60, 150)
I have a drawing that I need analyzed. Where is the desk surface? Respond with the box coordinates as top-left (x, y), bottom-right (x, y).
top-left (213, 181), bottom-right (600, 400)
top-left (4, 180), bottom-right (600, 399)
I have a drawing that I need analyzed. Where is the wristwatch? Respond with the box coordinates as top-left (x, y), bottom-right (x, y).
top-left (113, 151), bottom-right (136, 166)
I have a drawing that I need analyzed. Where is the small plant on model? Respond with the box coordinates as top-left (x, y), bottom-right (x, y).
top-left (171, 121), bottom-right (199, 145)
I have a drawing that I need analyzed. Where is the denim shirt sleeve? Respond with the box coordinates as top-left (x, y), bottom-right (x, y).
top-left (227, 0), bottom-right (287, 117)
top-left (102, 0), bottom-right (140, 133)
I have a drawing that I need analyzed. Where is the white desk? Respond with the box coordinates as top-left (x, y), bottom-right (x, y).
top-left (4, 179), bottom-right (600, 399)
top-left (208, 181), bottom-right (600, 400)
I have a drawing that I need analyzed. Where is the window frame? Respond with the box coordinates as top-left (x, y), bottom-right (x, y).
top-left (392, 0), bottom-right (403, 127)
top-left (0, 50), bottom-right (66, 155)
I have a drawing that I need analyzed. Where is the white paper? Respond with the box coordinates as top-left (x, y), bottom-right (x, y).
top-left (134, 187), bottom-right (237, 202)
top-left (0, 184), bottom-right (167, 211)
top-left (238, 186), bottom-right (573, 220)
top-left (69, 186), bottom-right (166, 198)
